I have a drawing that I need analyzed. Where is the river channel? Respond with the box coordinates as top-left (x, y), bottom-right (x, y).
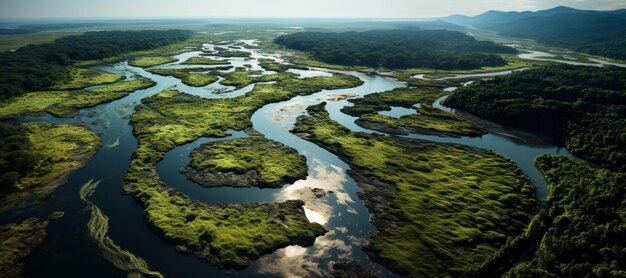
top-left (1, 39), bottom-right (577, 277)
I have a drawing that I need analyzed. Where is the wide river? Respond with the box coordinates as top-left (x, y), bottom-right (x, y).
top-left (1, 39), bottom-right (575, 277)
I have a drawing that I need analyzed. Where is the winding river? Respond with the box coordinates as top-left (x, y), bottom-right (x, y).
top-left (1, 39), bottom-right (575, 277)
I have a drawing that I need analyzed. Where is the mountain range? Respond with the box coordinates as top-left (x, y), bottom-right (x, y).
top-left (443, 6), bottom-right (626, 60)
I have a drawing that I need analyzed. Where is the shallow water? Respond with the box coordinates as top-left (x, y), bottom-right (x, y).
top-left (1, 39), bottom-right (576, 277)
top-left (378, 106), bottom-right (418, 118)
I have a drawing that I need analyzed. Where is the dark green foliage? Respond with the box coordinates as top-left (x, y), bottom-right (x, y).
top-left (0, 123), bottom-right (39, 191)
top-left (445, 6), bottom-right (626, 60)
top-left (490, 13), bottom-right (626, 60)
top-left (0, 30), bottom-right (192, 99)
top-left (274, 30), bottom-right (516, 70)
top-left (445, 65), bottom-right (626, 171)
top-left (507, 155), bottom-right (625, 277)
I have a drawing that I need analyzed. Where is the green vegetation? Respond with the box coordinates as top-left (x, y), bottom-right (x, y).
top-left (182, 56), bottom-right (230, 65)
top-left (292, 103), bottom-right (537, 277)
top-left (0, 31), bottom-right (82, 52)
top-left (0, 217), bottom-right (50, 277)
top-left (188, 137), bottom-right (307, 188)
top-left (445, 65), bottom-right (626, 171)
top-left (258, 58), bottom-right (308, 72)
top-left (50, 68), bottom-right (125, 90)
top-left (147, 68), bottom-right (218, 87)
top-left (0, 30), bottom-right (192, 98)
top-left (124, 72), bottom-right (361, 268)
top-left (214, 50), bottom-right (251, 58)
top-left (342, 87), bottom-right (486, 136)
top-left (451, 6), bottom-right (626, 60)
top-left (129, 56), bottom-right (176, 67)
top-left (79, 179), bottom-right (163, 278)
top-left (505, 155), bottom-right (625, 277)
top-left (275, 30), bottom-right (516, 70)
top-left (0, 79), bottom-right (156, 118)
top-left (0, 122), bottom-right (100, 212)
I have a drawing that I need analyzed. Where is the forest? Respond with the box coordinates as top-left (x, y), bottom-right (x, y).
top-left (0, 123), bottom-right (38, 191)
top-left (445, 65), bottom-right (626, 171)
top-left (509, 155), bottom-right (625, 277)
top-left (487, 12), bottom-right (626, 60)
top-left (274, 29), bottom-right (516, 70)
top-left (0, 30), bottom-right (192, 99)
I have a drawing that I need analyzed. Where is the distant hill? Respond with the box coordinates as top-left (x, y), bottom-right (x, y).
top-left (443, 6), bottom-right (626, 60)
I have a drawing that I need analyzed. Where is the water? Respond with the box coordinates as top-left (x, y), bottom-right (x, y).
top-left (1, 39), bottom-right (576, 277)
top-left (378, 106), bottom-right (418, 118)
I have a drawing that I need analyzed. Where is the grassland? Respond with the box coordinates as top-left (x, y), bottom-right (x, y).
top-left (147, 68), bottom-right (218, 87)
top-left (0, 31), bottom-right (82, 52)
top-left (182, 56), bottom-right (230, 65)
top-left (0, 123), bottom-right (100, 213)
top-left (0, 217), bottom-right (50, 277)
top-left (187, 137), bottom-right (307, 188)
top-left (0, 79), bottom-right (156, 118)
top-left (342, 87), bottom-right (486, 137)
top-left (292, 103), bottom-right (537, 277)
top-left (51, 68), bottom-right (125, 90)
top-left (123, 71), bottom-right (362, 268)
top-left (129, 56), bottom-right (176, 67)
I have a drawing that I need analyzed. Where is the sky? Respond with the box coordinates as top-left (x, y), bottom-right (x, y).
top-left (1, 0), bottom-right (625, 19)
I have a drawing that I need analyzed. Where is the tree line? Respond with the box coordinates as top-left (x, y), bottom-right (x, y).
top-left (445, 64), bottom-right (626, 171)
top-left (0, 30), bottom-right (193, 99)
top-left (274, 29), bottom-right (516, 70)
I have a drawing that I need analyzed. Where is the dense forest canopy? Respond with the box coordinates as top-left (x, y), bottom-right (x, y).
top-left (0, 123), bottom-right (38, 191)
top-left (508, 155), bottom-right (625, 277)
top-left (0, 30), bottom-right (192, 99)
top-left (445, 65), bottom-right (626, 171)
top-left (274, 29), bottom-right (516, 70)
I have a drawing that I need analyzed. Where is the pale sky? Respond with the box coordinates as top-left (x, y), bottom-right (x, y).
top-left (0, 0), bottom-right (625, 19)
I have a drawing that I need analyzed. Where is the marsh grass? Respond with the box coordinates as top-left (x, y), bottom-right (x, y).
top-left (51, 68), bottom-right (125, 90)
top-left (0, 79), bottom-right (155, 118)
top-left (79, 179), bottom-right (163, 278)
top-left (343, 87), bottom-right (485, 136)
top-left (292, 103), bottom-right (537, 277)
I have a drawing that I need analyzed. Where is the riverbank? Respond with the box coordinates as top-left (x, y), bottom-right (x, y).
top-left (0, 122), bottom-right (100, 213)
top-left (122, 70), bottom-right (363, 268)
top-left (186, 137), bottom-right (308, 188)
top-left (292, 103), bottom-right (538, 277)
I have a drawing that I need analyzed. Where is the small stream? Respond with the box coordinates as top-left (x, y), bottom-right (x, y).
top-left (1, 39), bottom-right (578, 277)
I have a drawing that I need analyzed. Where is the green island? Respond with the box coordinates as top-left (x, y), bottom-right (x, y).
top-left (0, 79), bottom-right (156, 118)
top-left (341, 87), bottom-right (486, 137)
top-left (291, 103), bottom-right (537, 277)
top-left (182, 56), bottom-right (231, 65)
top-left (147, 68), bottom-right (218, 87)
top-left (258, 58), bottom-right (307, 72)
top-left (0, 217), bottom-right (52, 277)
top-left (214, 50), bottom-right (251, 58)
top-left (50, 68), bottom-right (125, 90)
top-left (0, 122), bottom-right (100, 213)
top-left (129, 56), bottom-right (177, 67)
top-left (187, 137), bottom-right (308, 188)
top-left (123, 71), bottom-right (362, 268)
top-left (445, 64), bottom-right (626, 171)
